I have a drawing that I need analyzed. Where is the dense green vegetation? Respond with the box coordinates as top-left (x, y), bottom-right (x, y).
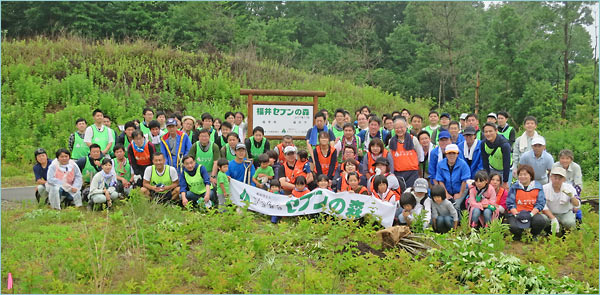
top-left (1, 193), bottom-right (598, 293)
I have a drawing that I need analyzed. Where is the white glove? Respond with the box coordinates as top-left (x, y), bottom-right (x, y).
top-left (551, 218), bottom-right (560, 235)
top-left (133, 175), bottom-right (142, 182)
top-left (375, 167), bottom-right (382, 175)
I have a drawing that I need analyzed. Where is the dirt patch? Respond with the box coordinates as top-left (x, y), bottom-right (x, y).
top-left (581, 199), bottom-right (599, 213)
top-left (337, 240), bottom-right (386, 258)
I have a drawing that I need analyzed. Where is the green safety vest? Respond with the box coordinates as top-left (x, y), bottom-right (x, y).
top-left (150, 165), bottom-right (173, 194)
top-left (81, 156), bottom-right (98, 183)
top-left (195, 143), bottom-right (215, 173)
top-left (114, 158), bottom-right (131, 181)
top-left (232, 125), bottom-right (240, 136)
top-left (219, 136), bottom-right (227, 148)
top-left (331, 125), bottom-right (344, 140)
top-left (209, 129), bottom-right (216, 144)
top-left (123, 136), bottom-right (131, 152)
top-left (424, 125), bottom-right (438, 145)
top-left (72, 133), bottom-right (89, 160)
top-left (91, 125), bottom-right (110, 152)
top-left (140, 121), bottom-right (151, 135)
top-left (484, 141), bottom-right (512, 171)
top-left (249, 136), bottom-right (266, 160)
top-left (498, 125), bottom-right (513, 141)
top-left (225, 146), bottom-right (236, 161)
top-left (184, 164), bottom-right (207, 195)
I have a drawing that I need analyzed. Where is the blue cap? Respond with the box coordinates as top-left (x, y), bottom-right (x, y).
top-left (440, 113), bottom-right (451, 119)
top-left (166, 118), bottom-right (177, 126)
top-left (438, 130), bottom-right (451, 139)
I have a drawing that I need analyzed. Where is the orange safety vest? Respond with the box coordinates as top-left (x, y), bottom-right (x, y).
top-left (316, 144), bottom-right (337, 176)
top-left (133, 142), bottom-right (152, 166)
top-left (515, 188), bottom-right (540, 212)
top-left (339, 170), bottom-right (362, 191)
top-left (276, 143), bottom-right (289, 164)
top-left (291, 188), bottom-right (310, 198)
top-left (283, 160), bottom-right (307, 184)
top-left (366, 149), bottom-right (389, 176)
top-left (372, 189), bottom-right (400, 202)
top-left (391, 136), bottom-right (419, 172)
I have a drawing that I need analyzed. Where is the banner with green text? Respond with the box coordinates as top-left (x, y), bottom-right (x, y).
top-left (229, 179), bottom-right (396, 228)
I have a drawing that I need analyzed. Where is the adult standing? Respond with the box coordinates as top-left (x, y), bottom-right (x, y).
top-left (358, 116), bottom-right (390, 149)
top-left (233, 112), bottom-right (247, 140)
top-left (424, 111), bottom-right (440, 138)
top-left (387, 117), bottom-right (424, 188)
top-left (305, 111), bottom-right (336, 151)
top-left (160, 118), bottom-right (192, 174)
top-left (116, 121), bottom-right (136, 153)
top-left (69, 118), bottom-right (89, 160)
top-left (427, 130), bottom-right (452, 184)
top-left (84, 109), bottom-right (114, 157)
top-left (417, 130), bottom-right (433, 179)
top-left (458, 126), bottom-right (483, 179)
top-left (512, 116), bottom-right (540, 176)
top-left (139, 107), bottom-right (154, 136)
top-left (480, 123), bottom-right (512, 190)
top-left (497, 111), bottom-right (516, 146)
top-left (518, 136), bottom-right (554, 185)
top-left (331, 108), bottom-right (346, 141)
top-left (245, 126), bottom-right (270, 163)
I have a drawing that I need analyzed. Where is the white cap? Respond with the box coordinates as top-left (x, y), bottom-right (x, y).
top-left (550, 166), bottom-right (567, 178)
top-left (487, 112), bottom-right (497, 119)
top-left (445, 144), bottom-right (459, 154)
top-left (531, 136), bottom-right (546, 146)
top-left (283, 146), bottom-right (297, 154)
top-left (460, 113), bottom-right (468, 120)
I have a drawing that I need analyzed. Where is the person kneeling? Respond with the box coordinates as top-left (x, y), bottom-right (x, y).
top-left (46, 149), bottom-right (84, 210)
top-left (141, 152), bottom-right (180, 204)
top-left (180, 155), bottom-right (214, 208)
top-left (541, 167), bottom-right (580, 235)
top-left (88, 158), bottom-right (119, 210)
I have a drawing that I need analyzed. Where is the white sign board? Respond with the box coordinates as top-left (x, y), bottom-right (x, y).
top-left (252, 104), bottom-right (313, 137)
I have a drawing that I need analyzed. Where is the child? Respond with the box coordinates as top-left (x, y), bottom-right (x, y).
top-left (252, 154), bottom-right (274, 189)
top-left (316, 174), bottom-right (332, 190)
top-left (270, 179), bottom-right (283, 224)
top-left (346, 172), bottom-right (368, 195)
top-left (467, 170), bottom-right (497, 228)
top-left (291, 176), bottom-right (310, 198)
top-left (88, 158), bottom-right (119, 210)
top-left (112, 144), bottom-right (134, 196)
top-left (431, 184), bottom-right (459, 233)
top-left (266, 150), bottom-right (281, 180)
top-left (404, 178), bottom-right (432, 229)
top-left (295, 150), bottom-right (314, 189)
top-left (398, 192), bottom-right (417, 227)
top-left (489, 172), bottom-right (508, 214)
top-left (216, 158), bottom-right (230, 207)
top-left (337, 158), bottom-right (365, 192)
top-left (371, 175), bottom-right (400, 205)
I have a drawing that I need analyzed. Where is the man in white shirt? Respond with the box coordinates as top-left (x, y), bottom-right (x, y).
top-left (84, 109), bottom-right (115, 156)
top-left (541, 167), bottom-right (580, 234)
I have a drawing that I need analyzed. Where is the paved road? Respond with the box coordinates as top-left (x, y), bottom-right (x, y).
top-left (1, 186), bottom-right (36, 202)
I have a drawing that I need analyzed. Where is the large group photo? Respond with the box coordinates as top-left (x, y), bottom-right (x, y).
top-left (1, 1), bottom-right (599, 294)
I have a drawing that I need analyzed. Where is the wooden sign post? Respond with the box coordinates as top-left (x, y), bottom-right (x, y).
top-left (241, 89), bottom-right (326, 140)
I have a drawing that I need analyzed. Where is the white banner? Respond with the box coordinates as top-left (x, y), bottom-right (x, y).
top-left (229, 179), bottom-right (396, 228)
top-left (252, 104), bottom-right (313, 137)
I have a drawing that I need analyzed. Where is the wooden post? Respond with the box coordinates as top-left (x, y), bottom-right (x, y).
top-left (313, 95), bottom-right (319, 126)
top-left (247, 93), bottom-right (253, 139)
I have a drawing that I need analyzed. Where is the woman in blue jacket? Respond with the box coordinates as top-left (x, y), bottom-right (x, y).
top-left (434, 144), bottom-right (470, 203)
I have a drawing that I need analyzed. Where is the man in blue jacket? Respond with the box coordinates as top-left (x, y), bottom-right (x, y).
top-left (160, 118), bottom-right (192, 175)
top-left (428, 130), bottom-right (452, 184)
top-left (434, 144), bottom-right (471, 203)
top-left (458, 126), bottom-right (483, 179)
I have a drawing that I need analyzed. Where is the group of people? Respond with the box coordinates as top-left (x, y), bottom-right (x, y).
top-left (32, 106), bottom-right (585, 239)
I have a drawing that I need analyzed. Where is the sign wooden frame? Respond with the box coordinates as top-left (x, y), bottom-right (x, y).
top-left (241, 89), bottom-right (326, 140)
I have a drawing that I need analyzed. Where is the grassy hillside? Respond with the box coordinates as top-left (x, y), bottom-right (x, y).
top-left (1, 36), bottom-right (431, 165)
top-left (1, 192), bottom-right (598, 293)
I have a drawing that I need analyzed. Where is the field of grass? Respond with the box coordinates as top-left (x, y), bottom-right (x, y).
top-left (1, 190), bottom-right (598, 294)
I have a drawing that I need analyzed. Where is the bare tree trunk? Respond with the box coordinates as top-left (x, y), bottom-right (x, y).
top-left (475, 70), bottom-right (480, 115)
top-left (438, 77), bottom-right (443, 110)
top-left (561, 2), bottom-right (570, 119)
